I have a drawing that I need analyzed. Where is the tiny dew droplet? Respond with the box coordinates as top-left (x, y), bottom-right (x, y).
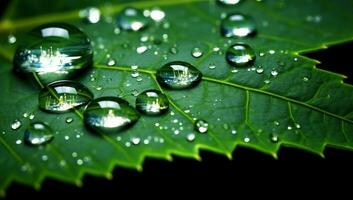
top-left (191, 47), bottom-right (203, 58)
top-left (186, 133), bottom-right (196, 142)
top-left (217, 0), bottom-right (242, 5)
top-left (8, 34), bottom-right (16, 44)
top-left (117, 7), bottom-right (150, 31)
top-left (24, 122), bottom-right (54, 146)
top-left (66, 117), bottom-right (74, 124)
top-left (135, 89), bottom-right (169, 116)
top-left (194, 119), bottom-right (208, 133)
top-left (303, 77), bottom-right (309, 82)
top-left (79, 7), bottom-right (101, 24)
top-left (271, 69), bottom-right (278, 77)
top-left (226, 43), bottom-right (256, 67)
top-left (270, 133), bottom-right (279, 143)
top-left (11, 120), bottom-right (22, 130)
top-left (256, 67), bottom-right (264, 74)
top-left (107, 58), bottom-right (116, 66)
top-left (150, 8), bottom-right (166, 22)
top-left (38, 80), bottom-right (94, 113)
top-left (156, 61), bottom-right (202, 90)
top-left (136, 45), bottom-right (148, 54)
top-left (13, 23), bottom-right (93, 84)
top-left (84, 97), bottom-right (140, 134)
top-left (221, 13), bottom-right (256, 38)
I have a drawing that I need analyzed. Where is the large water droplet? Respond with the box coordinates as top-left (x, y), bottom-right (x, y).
top-left (194, 119), bottom-right (208, 133)
top-left (84, 97), bottom-right (140, 134)
top-left (217, 0), bottom-right (241, 5)
top-left (226, 43), bottom-right (255, 67)
top-left (221, 13), bottom-right (256, 38)
top-left (13, 23), bottom-right (93, 84)
top-left (117, 7), bottom-right (150, 31)
top-left (156, 61), bottom-right (202, 89)
top-left (135, 89), bottom-right (169, 116)
top-left (38, 80), bottom-right (94, 113)
top-left (24, 122), bottom-right (54, 146)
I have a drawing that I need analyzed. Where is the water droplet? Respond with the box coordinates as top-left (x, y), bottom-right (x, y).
top-left (221, 13), bottom-right (256, 37)
top-left (131, 137), bottom-right (141, 145)
top-left (169, 46), bottom-right (178, 54)
top-left (117, 7), bottom-right (150, 31)
top-left (194, 119), bottom-right (208, 133)
top-left (226, 43), bottom-right (255, 67)
top-left (256, 67), bottom-right (264, 74)
top-left (150, 8), bottom-right (165, 22)
top-left (186, 133), bottom-right (196, 142)
top-left (287, 126), bottom-right (292, 130)
top-left (131, 71), bottom-right (140, 78)
top-left (13, 23), bottom-right (93, 84)
top-left (41, 155), bottom-right (48, 161)
top-left (156, 61), bottom-right (202, 89)
top-left (217, 0), bottom-right (241, 5)
top-left (79, 7), bottom-right (101, 24)
top-left (24, 122), bottom-right (54, 146)
top-left (84, 97), bottom-right (140, 134)
top-left (107, 58), bottom-right (116, 66)
top-left (191, 47), bottom-right (203, 58)
top-left (11, 120), bottom-right (22, 130)
top-left (208, 64), bottom-right (216, 70)
top-left (259, 52), bottom-right (265, 57)
top-left (274, 121), bottom-right (280, 126)
top-left (8, 34), bottom-right (16, 44)
top-left (136, 45), bottom-right (148, 54)
top-left (271, 69), bottom-right (278, 77)
top-left (16, 140), bottom-right (22, 144)
top-left (270, 133), bottom-right (279, 143)
top-left (39, 80), bottom-right (93, 113)
top-left (244, 137), bottom-right (250, 143)
top-left (29, 114), bottom-right (35, 120)
top-left (135, 89), bottom-right (169, 116)
top-left (231, 129), bottom-right (237, 135)
top-left (303, 77), bottom-right (309, 82)
top-left (66, 117), bottom-right (73, 124)
top-left (295, 123), bottom-right (301, 129)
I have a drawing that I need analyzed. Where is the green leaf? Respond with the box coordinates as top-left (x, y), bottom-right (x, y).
top-left (1, 0), bottom-right (353, 195)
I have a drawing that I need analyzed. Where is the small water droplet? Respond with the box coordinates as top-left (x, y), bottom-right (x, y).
top-left (24, 122), bottom-right (54, 146)
top-left (274, 121), bottom-right (280, 126)
top-left (136, 45), bottom-right (148, 54)
top-left (303, 77), bottom-right (309, 82)
top-left (41, 155), bottom-right (48, 161)
top-left (84, 97), bottom-right (140, 134)
top-left (135, 89), bottom-right (169, 116)
top-left (8, 34), bottom-right (16, 44)
top-left (264, 79), bottom-right (271, 84)
top-left (131, 71), bottom-right (140, 78)
top-left (79, 7), bottom-right (101, 24)
top-left (256, 67), bottom-right (264, 74)
top-left (194, 119), bottom-right (208, 133)
top-left (191, 47), bottom-right (203, 58)
top-left (16, 140), bottom-right (22, 144)
top-left (244, 137), bottom-right (250, 143)
top-left (107, 58), bottom-right (116, 66)
top-left (13, 23), bottom-right (93, 84)
top-left (77, 159), bottom-right (83, 165)
top-left (259, 52), bottom-right (265, 57)
top-left (268, 50), bottom-right (275, 54)
top-left (270, 133), bottom-right (279, 143)
top-left (287, 126), bottom-right (292, 130)
top-left (11, 120), bottom-right (22, 130)
top-left (208, 64), bottom-right (216, 70)
top-left (66, 117), bottom-right (73, 124)
top-left (150, 8), bottom-right (165, 22)
top-left (226, 43), bottom-right (256, 67)
top-left (295, 123), bottom-right (301, 129)
top-left (169, 46), bottom-right (179, 54)
top-left (156, 61), bottom-right (202, 90)
top-left (231, 129), bottom-right (237, 135)
top-left (29, 114), bottom-right (35, 120)
top-left (131, 137), bottom-right (141, 145)
top-left (39, 80), bottom-right (93, 113)
top-left (217, 0), bottom-right (241, 5)
top-left (117, 7), bottom-right (150, 31)
top-left (221, 13), bottom-right (256, 38)
top-left (271, 69), bottom-right (278, 77)
top-left (186, 133), bottom-right (196, 142)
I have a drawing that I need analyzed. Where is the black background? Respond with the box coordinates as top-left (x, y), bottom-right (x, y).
top-left (1, 1), bottom-right (353, 198)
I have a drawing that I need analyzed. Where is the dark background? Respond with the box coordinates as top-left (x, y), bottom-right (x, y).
top-left (1, 1), bottom-right (353, 198)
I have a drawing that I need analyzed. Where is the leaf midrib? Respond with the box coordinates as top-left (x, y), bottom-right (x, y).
top-left (94, 64), bottom-right (353, 125)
